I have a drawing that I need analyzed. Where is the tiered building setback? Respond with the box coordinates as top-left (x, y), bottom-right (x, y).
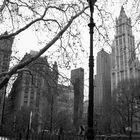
top-left (111, 6), bottom-right (140, 92)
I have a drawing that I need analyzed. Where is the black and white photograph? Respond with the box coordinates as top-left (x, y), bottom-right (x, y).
top-left (0, 0), bottom-right (140, 139)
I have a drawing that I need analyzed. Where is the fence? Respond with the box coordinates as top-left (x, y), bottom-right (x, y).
top-left (0, 133), bottom-right (140, 140)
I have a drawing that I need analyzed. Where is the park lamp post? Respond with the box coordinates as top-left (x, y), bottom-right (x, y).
top-left (86, 0), bottom-right (97, 140)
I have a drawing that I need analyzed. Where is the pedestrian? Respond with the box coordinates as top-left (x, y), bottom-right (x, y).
top-left (58, 127), bottom-right (63, 140)
top-left (19, 132), bottom-right (22, 140)
top-left (78, 125), bottom-right (85, 136)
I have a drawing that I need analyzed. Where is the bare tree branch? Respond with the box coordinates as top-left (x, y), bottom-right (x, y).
top-left (0, 0), bottom-right (7, 13)
top-left (0, 6), bottom-right (88, 89)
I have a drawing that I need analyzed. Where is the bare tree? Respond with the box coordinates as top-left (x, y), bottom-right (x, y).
top-left (0, 0), bottom-right (90, 89)
top-left (112, 78), bottom-right (140, 137)
top-left (0, 0), bottom-right (140, 90)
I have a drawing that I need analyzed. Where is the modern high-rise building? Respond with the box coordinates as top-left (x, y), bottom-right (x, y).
top-left (94, 49), bottom-right (111, 132)
top-left (71, 68), bottom-right (84, 131)
top-left (0, 32), bottom-right (14, 125)
top-left (95, 49), bottom-right (111, 113)
top-left (111, 6), bottom-right (140, 92)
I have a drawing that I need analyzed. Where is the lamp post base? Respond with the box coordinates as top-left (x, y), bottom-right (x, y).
top-left (86, 127), bottom-right (94, 140)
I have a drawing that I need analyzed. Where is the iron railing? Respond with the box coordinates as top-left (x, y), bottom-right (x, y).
top-left (0, 133), bottom-right (140, 140)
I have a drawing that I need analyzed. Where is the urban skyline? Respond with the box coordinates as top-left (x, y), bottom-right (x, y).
top-left (1, 1), bottom-right (140, 139)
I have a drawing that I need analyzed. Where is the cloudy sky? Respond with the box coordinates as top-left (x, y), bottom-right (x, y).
top-left (9, 0), bottom-right (140, 100)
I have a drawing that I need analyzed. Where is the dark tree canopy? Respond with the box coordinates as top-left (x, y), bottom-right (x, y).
top-left (112, 78), bottom-right (140, 133)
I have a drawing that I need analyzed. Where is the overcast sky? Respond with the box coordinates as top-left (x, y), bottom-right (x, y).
top-left (10, 0), bottom-right (140, 100)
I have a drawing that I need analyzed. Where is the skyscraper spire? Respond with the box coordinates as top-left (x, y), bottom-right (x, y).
top-left (111, 6), bottom-right (139, 91)
top-left (120, 6), bottom-right (125, 13)
top-left (119, 5), bottom-right (127, 19)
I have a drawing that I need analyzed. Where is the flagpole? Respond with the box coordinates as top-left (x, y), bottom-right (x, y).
top-left (29, 111), bottom-right (32, 130)
top-left (26, 111), bottom-right (32, 140)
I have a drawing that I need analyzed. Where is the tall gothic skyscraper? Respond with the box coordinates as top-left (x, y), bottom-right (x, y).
top-left (111, 6), bottom-right (140, 92)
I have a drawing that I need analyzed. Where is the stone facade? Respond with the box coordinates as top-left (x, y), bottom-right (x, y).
top-left (8, 51), bottom-right (58, 132)
top-left (111, 6), bottom-right (140, 133)
top-left (111, 6), bottom-right (140, 93)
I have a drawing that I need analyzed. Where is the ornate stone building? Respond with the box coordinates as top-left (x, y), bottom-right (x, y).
top-left (8, 51), bottom-right (58, 132)
top-left (111, 6), bottom-right (140, 92)
top-left (111, 6), bottom-right (140, 133)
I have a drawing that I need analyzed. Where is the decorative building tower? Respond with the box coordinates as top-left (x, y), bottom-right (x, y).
top-left (94, 49), bottom-right (111, 133)
top-left (111, 6), bottom-right (140, 133)
top-left (8, 51), bottom-right (58, 132)
top-left (71, 68), bottom-right (84, 131)
top-left (111, 6), bottom-right (140, 92)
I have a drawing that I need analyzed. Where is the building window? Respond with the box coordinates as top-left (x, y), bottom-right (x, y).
top-left (130, 69), bottom-right (133, 78)
top-left (116, 39), bottom-right (118, 46)
top-left (119, 37), bottom-right (122, 45)
top-left (3, 61), bottom-right (8, 66)
top-left (119, 26), bottom-right (122, 34)
top-left (3, 54), bottom-right (9, 59)
top-left (25, 86), bottom-right (29, 93)
top-left (120, 71), bottom-right (124, 80)
top-left (122, 24), bottom-right (125, 32)
top-left (112, 73), bottom-right (115, 82)
top-left (36, 99), bottom-right (39, 107)
top-left (24, 94), bottom-right (28, 98)
top-left (119, 18), bottom-right (122, 24)
top-left (30, 101), bottom-right (34, 107)
top-left (30, 93), bottom-right (34, 99)
top-left (124, 54), bottom-right (127, 67)
top-left (125, 70), bottom-right (127, 78)
top-left (116, 27), bottom-right (118, 34)
top-left (2, 66), bottom-right (8, 72)
top-left (123, 35), bottom-right (125, 44)
top-left (135, 124), bottom-right (138, 131)
top-left (130, 37), bottom-right (133, 46)
top-left (24, 100), bottom-right (28, 105)
top-left (128, 35), bottom-right (130, 43)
